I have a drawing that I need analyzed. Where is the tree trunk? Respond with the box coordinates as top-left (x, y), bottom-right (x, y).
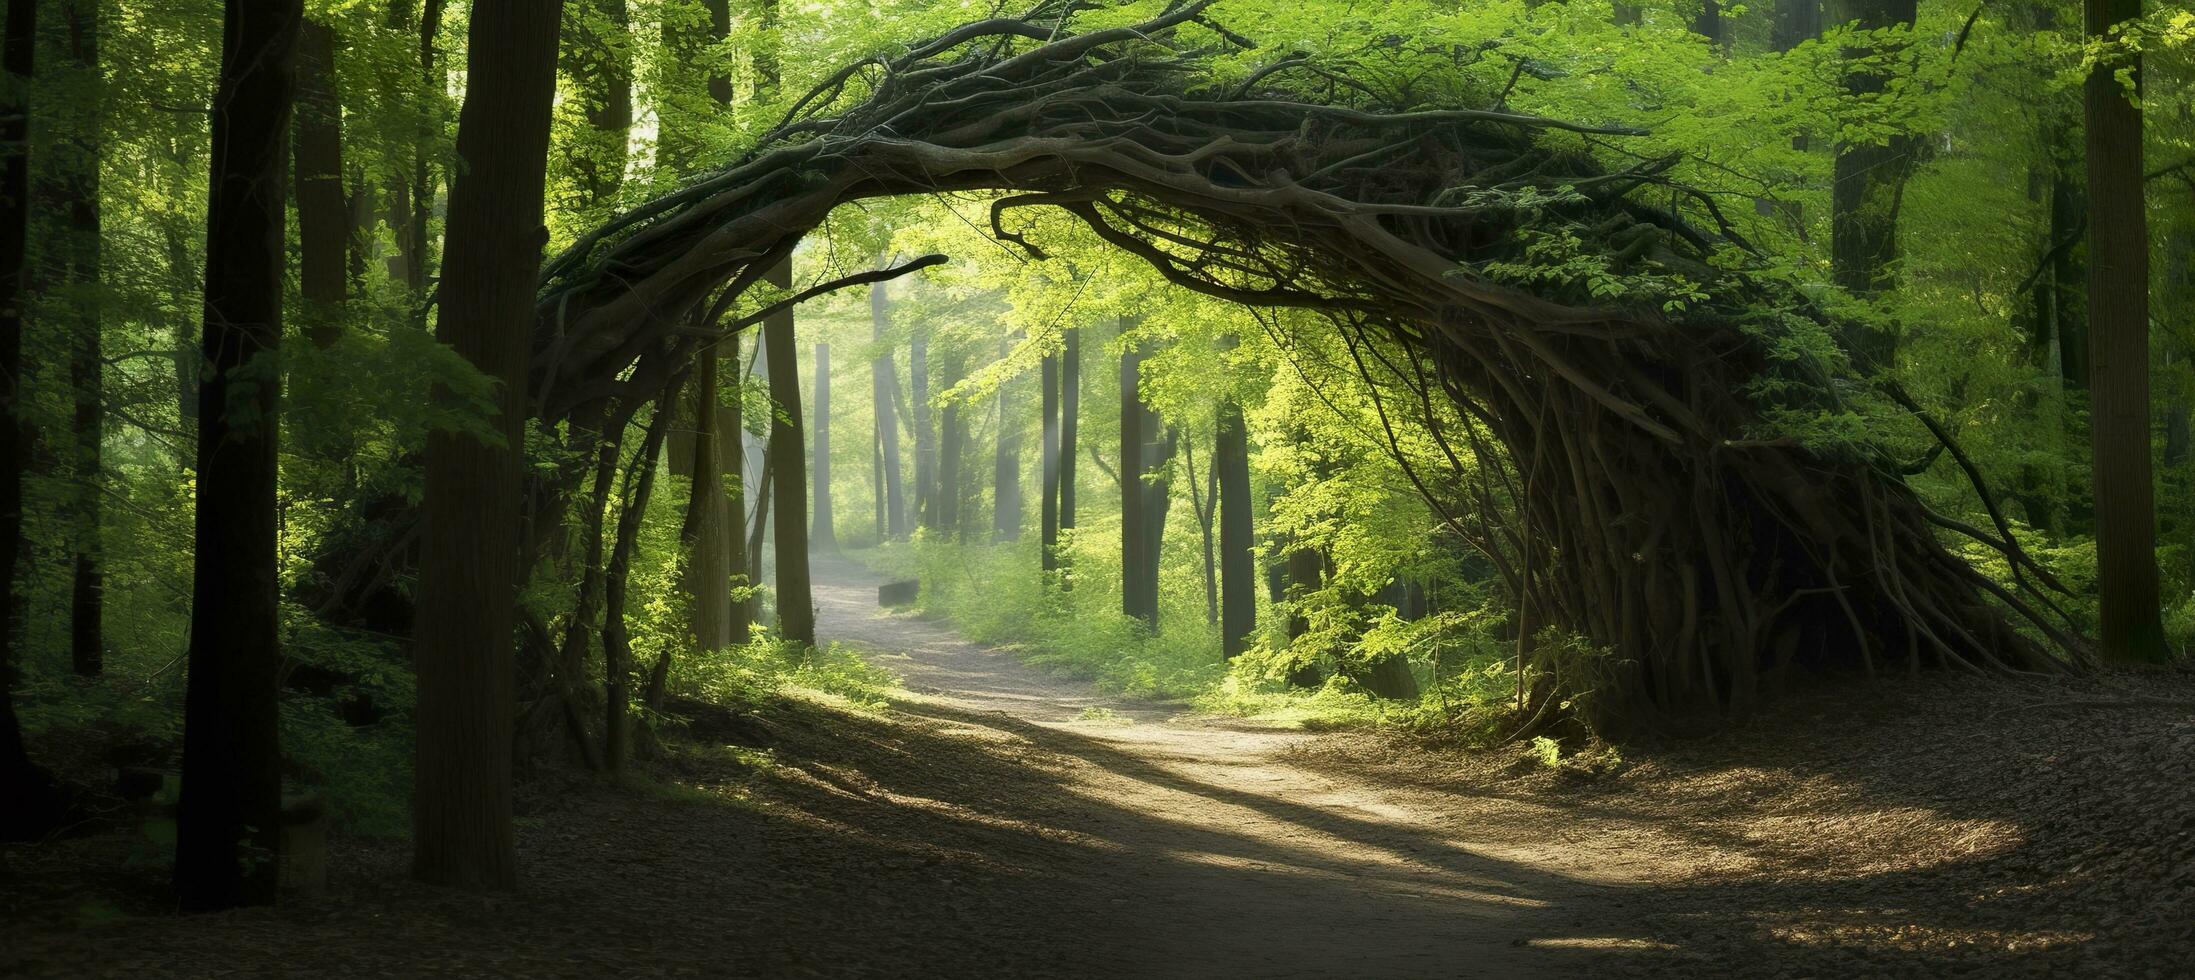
top-left (176, 0), bottom-right (301, 912)
top-left (2083, 0), bottom-right (2168, 662)
top-left (992, 342), bottom-right (1021, 542)
top-left (933, 351), bottom-right (966, 537)
top-left (1059, 327), bottom-right (1077, 538)
top-left (811, 341), bottom-right (835, 552)
top-left (1040, 351), bottom-right (1059, 569)
top-left (387, 0), bottom-right (444, 292)
top-left (911, 327), bottom-right (934, 530)
top-left (763, 268), bottom-right (813, 646)
top-left (560, 0), bottom-right (629, 217)
top-left (603, 400), bottom-right (671, 771)
top-left (869, 277), bottom-right (905, 540)
top-left (1828, 0), bottom-right (1918, 370)
top-left (725, 337), bottom-right (751, 643)
top-left (1119, 338), bottom-right (1173, 628)
top-left (294, 18), bottom-right (344, 348)
top-left (0, 0), bottom-right (60, 844)
top-left (682, 350), bottom-right (731, 651)
top-left (1217, 398), bottom-right (1254, 659)
top-left (410, 0), bottom-right (561, 891)
top-left (54, 0), bottom-right (101, 677)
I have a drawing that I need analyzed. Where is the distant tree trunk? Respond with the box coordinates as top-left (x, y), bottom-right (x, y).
top-left (869, 278), bottom-right (905, 540)
top-left (1692, 0), bottom-right (1724, 49)
top-left (1828, 0), bottom-right (1918, 370)
top-left (933, 351), bottom-right (966, 538)
top-left (603, 400), bottom-right (671, 771)
top-left (175, 0), bottom-right (301, 912)
top-left (1772, 0), bottom-right (1820, 52)
top-left (387, 0), bottom-right (444, 291)
top-left (1216, 398), bottom-right (1253, 659)
top-left (0, 0), bottom-right (59, 844)
top-left (1040, 351), bottom-right (1059, 569)
top-left (746, 438), bottom-right (772, 586)
top-left (294, 18), bottom-right (344, 348)
top-left (811, 341), bottom-right (835, 552)
top-left (911, 327), bottom-right (934, 530)
top-left (1059, 327), bottom-right (1077, 537)
top-left (2083, 0), bottom-right (2168, 662)
top-left (725, 337), bottom-right (750, 643)
top-left (559, 0), bottom-right (629, 217)
top-left (54, 0), bottom-right (102, 677)
top-left (1183, 440), bottom-right (1217, 626)
top-left (410, 0), bottom-right (561, 891)
top-left (992, 342), bottom-right (1022, 542)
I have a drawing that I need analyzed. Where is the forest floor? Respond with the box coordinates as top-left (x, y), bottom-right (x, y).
top-left (5, 558), bottom-right (2194, 978)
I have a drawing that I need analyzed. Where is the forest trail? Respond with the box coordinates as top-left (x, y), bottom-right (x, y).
top-left (806, 556), bottom-right (1668, 978)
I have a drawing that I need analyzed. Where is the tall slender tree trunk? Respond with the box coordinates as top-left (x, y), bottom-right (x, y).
top-left (2083, 0), bottom-right (2168, 662)
top-left (911, 327), bottom-right (934, 530)
top-left (725, 336), bottom-right (750, 643)
top-left (176, 0), bottom-right (301, 912)
top-left (0, 0), bottom-right (57, 844)
top-left (560, 0), bottom-right (629, 218)
top-left (992, 341), bottom-right (1021, 542)
top-left (603, 401), bottom-right (671, 770)
top-left (1829, 0), bottom-right (1918, 370)
top-left (387, 0), bottom-right (444, 292)
top-left (1216, 398), bottom-right (1253, 659)
top-left (811, 341), bottom-right (835, 552)
top-left (933, 351), bottom-right (965, 538)
top-left (1118, 338), bottom-right (1173, 628)
top-left (755, 0), bottom-right (810, 646)
top-left (294, 18), bottom-right (344, 348)
top-left (54, 0), bottom-right (101, 677)
top-left (410, 0), bottom-right (562, 891)
top-left (763, 292), bottom-right (812, 644)
top-left (1040, 350), bottom-right (1059, 569)
top-left (1059, 327), bottom-right (1077, 538)
top-left (681, 348), bottom-right (731, 651)
top-left (869, 277), bottom-right (905, 540)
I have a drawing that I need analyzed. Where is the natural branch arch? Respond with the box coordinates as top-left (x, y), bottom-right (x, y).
top-left (529, 0), bottom-right (2075, 726)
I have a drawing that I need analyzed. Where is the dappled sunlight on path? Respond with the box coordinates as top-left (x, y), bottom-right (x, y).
top-left (808, 556), bottom-right (1669, 979)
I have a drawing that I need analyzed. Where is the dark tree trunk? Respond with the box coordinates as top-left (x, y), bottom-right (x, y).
top-left (682, 348), bottom-right (731, 651)
top-left (992, 342), bottom-right (1021, 542)
top-left (560, 0), bottom-right (629, 214)
top-left (603, 400), bottom-right (671, 771)
top-left (294, 18), bottom-right (344, 348)
top-left (0, 0), bottom-right (59, 844)
top-left (754, 0), bottom-right (810, 646)
top-left (387, 0), bottom-right (443, 292)
top-left (1217, 398), bottom-right (1254, 659)
top-left (1040, 351), bottom-right (1059, 569)
top-left (1118, 339), bottom-right (1174, 628)
top-left (176, 0), bottom-right (301, 912)
top-left (2083, 0), bottom-right (2168, 662)
top-left (811, 341), bottom-right (835, 552)
top-left (1692, 0), bottom-right (1723, 49)
top-left (763, 269), bottom-right (813, 646)
top-left (1771, 0), bottom-right (1819, 51)
top-left (933, 351), bottom-right (966, 537)
top-left (54, 0), bottom-right (101, 677)
top-left (1828, 0), bottom-right (1918, 370)
top-left (410, 0), bottom-right (561, 891)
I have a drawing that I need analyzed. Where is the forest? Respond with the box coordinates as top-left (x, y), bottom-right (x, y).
top-left (2, 0), bottom-right (2193, 975)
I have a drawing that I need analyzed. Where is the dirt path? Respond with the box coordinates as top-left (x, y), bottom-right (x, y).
top-left (809, 557), bottom-right (1667, 978)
